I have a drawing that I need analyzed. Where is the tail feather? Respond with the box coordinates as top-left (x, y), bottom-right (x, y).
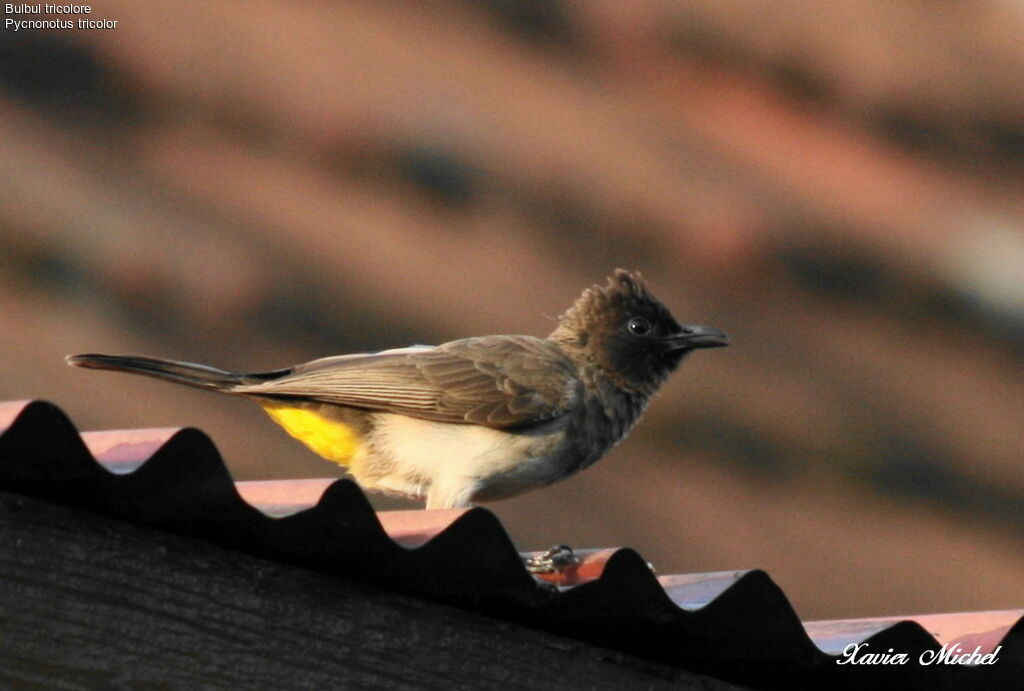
top-left (66, 353), bottom-right (250, 392)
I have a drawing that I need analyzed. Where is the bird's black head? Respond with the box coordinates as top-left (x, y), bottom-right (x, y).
top-left (550, 270), bottom-right (729, 394)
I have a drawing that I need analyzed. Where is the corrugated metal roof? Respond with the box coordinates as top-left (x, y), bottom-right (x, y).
top-left (1, 399), bottom-right (1020, 690)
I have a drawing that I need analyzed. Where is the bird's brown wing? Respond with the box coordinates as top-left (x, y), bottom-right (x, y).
top-left (232, 335), bottom-right (579, 428)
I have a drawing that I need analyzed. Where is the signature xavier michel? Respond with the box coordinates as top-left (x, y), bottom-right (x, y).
top-left (837, 642), bottom-right (1001, 666)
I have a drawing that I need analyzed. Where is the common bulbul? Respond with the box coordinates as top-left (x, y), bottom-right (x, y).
top-left (67, 270), bottom-right (728, 508)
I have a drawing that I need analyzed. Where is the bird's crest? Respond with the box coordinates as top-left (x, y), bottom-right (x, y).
top-left (553, 269), bottom-right (654, 333)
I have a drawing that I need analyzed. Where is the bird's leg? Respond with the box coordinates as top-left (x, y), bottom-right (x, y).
top-left (524, 544), bottom-right (580, 574)
top-left (424, 478), bottom-right (479, 509)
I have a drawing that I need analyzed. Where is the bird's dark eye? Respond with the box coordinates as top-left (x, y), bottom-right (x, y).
top-left (627, 316), bottom-right (652, 336)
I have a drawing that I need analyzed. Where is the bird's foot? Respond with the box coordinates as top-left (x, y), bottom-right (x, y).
top-left (524, 544), bottom-right (580, 575)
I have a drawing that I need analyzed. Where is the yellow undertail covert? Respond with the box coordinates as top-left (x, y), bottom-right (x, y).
top-left (260, 403), bottom-right (362, 466)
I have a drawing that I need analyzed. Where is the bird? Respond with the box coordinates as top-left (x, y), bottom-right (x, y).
top-left (67, 270), bottom-right (728, 509)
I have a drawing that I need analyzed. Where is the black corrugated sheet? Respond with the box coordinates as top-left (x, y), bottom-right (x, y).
top-left (0, 400), bottom-right (1021, 690)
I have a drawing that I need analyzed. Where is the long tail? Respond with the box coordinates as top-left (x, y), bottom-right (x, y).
top-left (66, 353), bottom-right (261, 392)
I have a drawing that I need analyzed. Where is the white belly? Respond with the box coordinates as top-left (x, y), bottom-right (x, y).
top-left (361, 413), bottom-right (567, 508)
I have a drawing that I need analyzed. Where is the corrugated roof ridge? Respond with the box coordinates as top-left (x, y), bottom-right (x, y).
top-left (0, 399), bottom-right (1020, 689)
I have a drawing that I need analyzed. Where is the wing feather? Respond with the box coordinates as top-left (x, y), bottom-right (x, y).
top-left (232, 335), bottom-right (578, 428)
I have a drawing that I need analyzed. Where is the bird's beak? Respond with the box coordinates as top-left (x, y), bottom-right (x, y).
top-left (667, 324), bottom-right (730, 350)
